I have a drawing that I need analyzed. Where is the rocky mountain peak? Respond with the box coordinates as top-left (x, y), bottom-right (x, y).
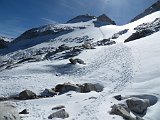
top-left (97, 14), bottom-right (116, 25)
top-left (67, 14), bottom-right (96, 23)
top-left (131, 0), bottom-right (160, 22)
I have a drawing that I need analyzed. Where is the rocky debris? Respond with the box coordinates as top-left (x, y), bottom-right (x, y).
top-left (18, 90), bottom-right (37, 100)
top-left (67, 14), bottom-right (96, 23)
top-left (111, 29), bottom-right (129, 39)
top-left (110, 104), bottom-right (133, 120)
top-left (82, 41), bottom-right (95, 49)
top-left (93, 38), bottom-right (116, 46)
top-left (125, 18), bottom-right (160, 42)
top-left (52, 105), bottom-right (65, 110)
top-left (69, 58), bottom-right (86, 65)
top-left (54, 83), bottom-right (104, 95)
top-left (48, 109), bottom-right (69, 119)
top-left (110, 104), bottom-right (144, 120)
top-left (55, 83), bottom-right (81, 94)
top-left (114, 95), bottom-right (122, 101)
top-left (19, 109), bottom-right (29, 114)
top-left (80, 83), bottom-right (104, 93)
top-left (0, 102), bottom-right (21, 120)
top-left (131, 1), bottom-right (160, 22)
top-left (57, 44), bottom-right (70, 52)
top-left (40, 89), bottom-right (57, 97)
top-left (126, 97), bottom-right (150, 114)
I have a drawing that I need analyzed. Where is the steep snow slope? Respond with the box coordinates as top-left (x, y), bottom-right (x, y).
top-left (0, 11), bottom-right (160, 120)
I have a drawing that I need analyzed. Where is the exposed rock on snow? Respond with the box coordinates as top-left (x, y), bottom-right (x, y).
top-left (19, 109), bottom-right (29, 114)
top-left (0, 102), bottom-right (21, 120)
top-left (69, 58), bottom-right (86, 65)
top-left (55, 83), bottom-right (81, 94)
top-left (54, 83), bottom-right (104, 94)
top-left (82, 41), bottom-right (95, 49)
top-left (18, 90), bottom-right (37, 100)
top-left (111, 29), bottom-right (129, 39)
top-left (40, 89), bottom-right (57, 97)
top-left (48, 109), bottom-right (69, 119)
top-left (52, 105), bottom-right (65, 110)
top-left (125, 18), bottom-right (160, 42)
top-left (110, 104), bottom-right (133, 120)
top-left (126, 97), bottom-right (150, 114)
top-left (80, 83), bottom-right (104, 93)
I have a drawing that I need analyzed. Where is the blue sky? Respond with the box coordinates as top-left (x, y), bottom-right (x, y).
top-left (0, 0), bottom-right (157, 38)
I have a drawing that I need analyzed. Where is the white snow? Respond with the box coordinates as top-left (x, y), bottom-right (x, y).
top-left (0, 11), bottom-right (160, 120)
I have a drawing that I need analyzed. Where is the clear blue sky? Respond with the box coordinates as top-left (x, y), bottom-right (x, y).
top-left (0, 0), bottom-right (157, 38)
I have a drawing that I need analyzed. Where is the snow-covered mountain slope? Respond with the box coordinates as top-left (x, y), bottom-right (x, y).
top-left (131, 0), bottom-right (160, 22)
top-left (0, 11), bottom-right (160, 120)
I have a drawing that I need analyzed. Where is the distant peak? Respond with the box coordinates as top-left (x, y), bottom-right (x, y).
top-left (67, 14), bottom-right (96, 23)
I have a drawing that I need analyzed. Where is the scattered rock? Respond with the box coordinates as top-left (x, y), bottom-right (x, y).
top-left (19, 109), bottom-right (29, 114)
top-left (18, 90), bottom-right (37, 100)
top-left (58, 44), bottom-right (70, 52)
top-left (0, 102), bottom-right (21, 120)
top-left (52, 105), bottom-right (65, 110)
top-left (48, 109), bottom-right (69, 119)
top-left (55, 83), bottom-right (81, 94)
top-left (80, 83), bottom-right (104, 93)
top-left (110, 104), bottom-right (132, 120)
top-left (114, 95), bottom-right (122, 101)
top-left (126, 97), bottom-right (150, 114)
top-left (69, 58), bottom-right (86, 65)
top-left (41, 89), bottom-right (57, 97)
top-left (82, 42), bottom-right (94, 49)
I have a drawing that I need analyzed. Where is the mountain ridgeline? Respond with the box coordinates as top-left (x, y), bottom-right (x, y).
top-left (131, 0), bottom-right (160, 22)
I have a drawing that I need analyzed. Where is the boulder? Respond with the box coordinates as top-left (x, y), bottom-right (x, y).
top-left (82, 42), bottom-right (94, 49)
top-left (126, 97), bottom-right (150, 114)
top-left (0, 102), bottom-right (21, 120)
top-left (110, 104), bottom-right (144, 120)
top-left (19, 90), bottom-right (37, 100)
top-left (52, 105), bottom-right (65, 110)
top-left (69, 58), bottom-right (86, 65)
top-left (48, 109), bottom-right (69, 119)
top-left (110, 104), bottom-right (132, 120)
top-left (55, 83), bottom-right (81, 94)
top-left (41, 89), bottom-right (57, 97)
top-left (19, 109), bottom-right (29, 114)
top-left (80, 83), bottom-right (104, 93)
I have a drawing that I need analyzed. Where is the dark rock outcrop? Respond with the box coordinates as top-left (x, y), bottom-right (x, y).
top-left (48, 109), bottom-right (69, 119)
top-left (125, 18), bottom-right (160, 42)
top-left (0, 39), bottom-right (9, 49)
top-left (19, 109), bottom-right (29, 114)
top-left (41, 89), bottom-right (57, 97)
top-left (52, 105), bottom-right (65, 110)
top-left (18, 90), bottom-right (37, 100)
top-left (80, 83), bottom-right (104, 93)
top-left (69, 58), bottom-right (86, 65)
top-left (126, 97), bottom-right (150, 114)
top-left (0, 102), bottom-right (21, 120)
top-left (54, 83), bottom-right (104, 94)
top-left (55, 83), bottom-right (81, 94)
top-left (131, 1), bottom-right (160, 22)
top-left (67, 14), bottom-right (96, 23)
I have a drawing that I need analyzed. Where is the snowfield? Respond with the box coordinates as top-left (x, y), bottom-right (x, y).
top-left (0, 11), bottom-right (160, 120)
